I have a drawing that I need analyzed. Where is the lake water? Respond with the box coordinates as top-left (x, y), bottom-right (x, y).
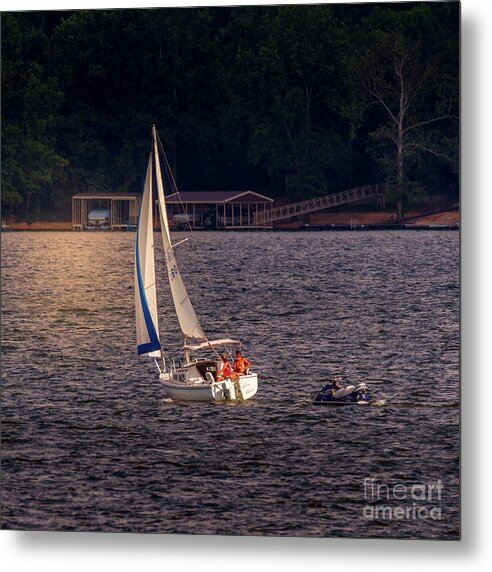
top-left (1, 230), bottom-right (459, 538)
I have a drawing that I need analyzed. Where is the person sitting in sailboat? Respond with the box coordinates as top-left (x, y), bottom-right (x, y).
top-left (233, 350), bottom-right (251, 376)
top-left (217, 353), bottom-right (237, 381)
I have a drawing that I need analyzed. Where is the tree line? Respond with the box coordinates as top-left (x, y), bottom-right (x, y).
top-left (1, 2), bottom-right (459, 221)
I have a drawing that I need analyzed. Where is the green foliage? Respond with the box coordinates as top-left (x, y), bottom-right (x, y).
top-left (346, 3), bottom-right (459, 215)
top-left (1, 4), bottom-right (459, 220)
top-left (1, 13), bottom-right (67, 218)
top-left (228, 5), bottom-right (353, 198)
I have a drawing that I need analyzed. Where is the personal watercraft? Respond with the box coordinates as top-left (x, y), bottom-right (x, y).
top-left (313, 379), bottom-right (371, 405)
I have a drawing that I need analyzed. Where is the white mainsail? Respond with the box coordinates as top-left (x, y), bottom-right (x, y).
top-left (153, 128), bottom-right (206, 341)
top-left (135, 153), bottom-right (161, 356)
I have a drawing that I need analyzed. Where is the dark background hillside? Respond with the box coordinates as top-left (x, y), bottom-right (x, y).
top-left (1, 2), bottom-right (459, 221)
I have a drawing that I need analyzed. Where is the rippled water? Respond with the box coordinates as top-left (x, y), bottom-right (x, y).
top-left (1, 230), bottom-right (459, 538)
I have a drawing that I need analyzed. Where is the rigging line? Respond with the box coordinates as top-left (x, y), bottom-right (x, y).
top-left (155, 131), bottom-right (234, 344)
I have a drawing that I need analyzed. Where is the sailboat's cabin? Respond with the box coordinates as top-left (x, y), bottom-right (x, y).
top-left (174, 359), bottom-right (221, 384)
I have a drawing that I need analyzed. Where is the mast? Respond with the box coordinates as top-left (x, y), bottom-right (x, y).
top-left (183, 335), bottom-right (190, 365)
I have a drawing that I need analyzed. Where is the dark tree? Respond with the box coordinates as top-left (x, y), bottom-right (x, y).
top-left (1, 13), bottom-right (67, 219)
top-left (348, 3), bottom-right (459, 217)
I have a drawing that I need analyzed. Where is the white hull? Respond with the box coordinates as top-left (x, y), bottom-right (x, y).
top-left (160, 373), bottom-right (258, 402)
top-left (312, 400), bottom-right (370, 406)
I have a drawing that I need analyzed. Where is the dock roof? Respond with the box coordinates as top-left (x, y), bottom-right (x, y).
top-left (165, 190), bottom-right (273, 204)
top-left (72, 190), bottom-right (274, 204)
top-left (72, 193), bottom-right (141, 199)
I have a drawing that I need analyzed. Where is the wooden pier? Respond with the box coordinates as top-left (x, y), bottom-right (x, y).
top-left (253, 184), bottom-right (387, 226)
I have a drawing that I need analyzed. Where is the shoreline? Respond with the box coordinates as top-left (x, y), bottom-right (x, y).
top-left (2, 208), bottom-right (459, 232)
top-left (0, 224), bottom-right (460, 232)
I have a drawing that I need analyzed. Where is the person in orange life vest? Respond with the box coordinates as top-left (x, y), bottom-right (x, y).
top-left (233, 350), bottom-right (251, 375)
top-left (217, 353), bottom-right (237, 381)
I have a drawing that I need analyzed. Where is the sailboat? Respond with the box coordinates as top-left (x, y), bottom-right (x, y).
top-left (134, 126), bottom-right (258, 402)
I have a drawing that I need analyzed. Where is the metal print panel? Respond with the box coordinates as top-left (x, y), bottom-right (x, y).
top-left (1, 1), bottom-right (459, 539)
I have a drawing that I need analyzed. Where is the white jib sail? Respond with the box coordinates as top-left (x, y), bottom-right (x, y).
top-left (153, 130), bottom-right (206, 341)
top-left (135, 153), bottom-right (161, 356)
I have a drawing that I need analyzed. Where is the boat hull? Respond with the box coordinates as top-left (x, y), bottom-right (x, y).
top-left (160, 373), bottom-right (258, 402)
top-left (312, 400), bottom-right (370, 406)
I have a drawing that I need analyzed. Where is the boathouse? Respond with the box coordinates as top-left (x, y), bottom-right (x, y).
top-left (165, 190), bottom-right (274, 229)
top-left (72, 193), bottom-right (141, 230)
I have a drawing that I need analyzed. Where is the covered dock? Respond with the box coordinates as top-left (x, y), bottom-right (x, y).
top-left (72, 193), bottom-right (141, 230)
top-left (165, 190), bottom-right (274, 229)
